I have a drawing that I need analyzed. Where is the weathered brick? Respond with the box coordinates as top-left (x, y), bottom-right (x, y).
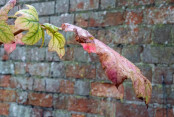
top-left (53, 110), bottom-right (70, 117)
top-left (142, 46), bottom-right (174, 64)
top-left (60, 80), bottom-right (74, 94)
top-left (125, 11), bottom-right (143, 25)
top-left (10, 77), bottom-right (33, 90)
top-left (122, 45), bottom-right (142, 63)
top-left (91, 82), bottom-right (123, 99)
top-left (155, 108), bottom-right (174, 117)
top-left (56, 0), bottom-right (69, 13)
top-left (75, 13), bottom-right (90, 27)
top-left (144, 7), bottom-right (174, 24)
top-left (9, 47), bottom-right (27, 61)
top-left (152, 25), bottom-right (173, 44)
top-left (89, 11), bottom-right (124, 27)
top-left (16, 91), bottom-right (28, 104)
top-left (44, 110), bottom-right (53, 117)
top-left (39, 17), bottom-right (50, 24)
top-left (46, 47), bottom-right (60, 61)
top-left (53, 95), bottom-right (69, 110)
top-left (63, 46), bottom-right (75, 61)
top-left (0, 75), bottom-right (10, 87)
top-left (0, 103), bottom-right (9, 116)
top-left (14, 62), bottom-right (26, 75)
top-left (74, 47), bottom-right (90, 62)
top-left (50, 14), bottom-right (74, 27)
top-left (0, 61), bottom-right (14, 74)
top-left (116, 102), bottom-right (154, 117)
top-left (9, 103), bottom-right (32, 117)
top-left (97, 26), bottom-right (151, 45)
top-left (68, 97), bottom-right (99, 114)
top-left (28, 93), bottom-right (53, 107)
top-left (70, 0), bottom-right (99, 11)
top-left (124, 82), bottom-right (141, 101)
top-left (65, 32), bottom-right (78, 45)
top-left (31, 108), bottom-right (43, 117)
top-left (101, 0), bottom-right (115, 9)
top-left (0, 0), bottom-right (5, 5)
top-left (72, 114), bottom-right (85, 117)
top-left (74, 80), bottom-right (89, 96)
top-left (117, 0), bottom-right (154, 6)
top-left (96, 63), bottom-right (108, 81)
top-left (151, 85), bottom-right (174, 105)
top-left (26, 47), bottom-right (45, 61)
top-left (33, 78), bottom-right (46, 91)
top-left (0, 90), bottom-right (16, 102)
top-left (32, 2), bottom-right (55, 15)
top-left (45, 78), bottom-right (60, 93)
top-left (50, 62), bottom-right (65, 78)
top-left (153, 66), bottom-right (174, 84)
top-left (155, 0), bottom-right (174, 4)
top-left (66, 63), bottom-right (96, 79)
top-left (136, 64), bottom-right (152, 82)
top-left (27, 63), bottom-right (50, 76)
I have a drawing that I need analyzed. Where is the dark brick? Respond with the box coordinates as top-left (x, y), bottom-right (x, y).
top-left (33, 78), bottom-right (45, 92)
top-left (53, 95), bottom-right (69, 110)
top-left (155, 108), bottom-right (174, 117)
top-left (116, 102), bottom-right (154, 117)
top-left (153, 66), bottom-right (174, 84)
top-left (142, 46), bottom-right (174, 64)
top-left (153, 25), bottom-right (173, 44)
top-left (31, 108), bottom-right (43, 117)
top-left (122, 45), bottom-right (142, 63)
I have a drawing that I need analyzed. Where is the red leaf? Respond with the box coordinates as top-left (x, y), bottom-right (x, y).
top-left (62, 23), bottom-right (152, 105)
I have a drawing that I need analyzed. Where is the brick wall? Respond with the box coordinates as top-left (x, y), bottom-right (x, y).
top-left (0, 0), bottom-right (174, 117)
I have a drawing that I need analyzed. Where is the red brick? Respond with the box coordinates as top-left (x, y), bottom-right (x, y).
top-left (116, 102), bottom-right (154, 117)
top-left (89, 11), bottom-right (124, 27)
top-left (0, 90), bottom-right (16, 102)
top-left (125, 11), bottom-right (143, 25)
top-left (0, 103), bottom-right (9, 116)
top-left (144, 7), bottom-right (174, 24)
top-left (66, 63), bottom-right (96, 79)
top-left (91, 82), bottom-right (123, 99)
top-left (63, 47), bottom-right (74, 61)
top-left (68, 97), bottom-right (99, 114)
top-left (60, 80), bottom-right (74, 94)
top-left (72, 114), bottom-right (85, 117)
top-left (28, 93), bottom-right (53, 107)
top-left (75, 13), bottom-right (89, 27)
top-left (53, 95), bottom-right (69, 110)
top-left (118, 0), bottom-right (154, 6)
top-left (155, 108), bottom-right (174, 117)
top-left (0, 75), bottom-right (10, 87)
top-left (70, 0), bottom-right (99, 11)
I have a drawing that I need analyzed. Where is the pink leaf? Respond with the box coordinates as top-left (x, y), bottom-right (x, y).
top-left (4, 43), bottom-right (16, 54)
top-left (62, 23), bottom-right (152, 105)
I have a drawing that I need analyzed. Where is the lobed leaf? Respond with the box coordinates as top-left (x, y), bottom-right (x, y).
top-left (0, 21), bottom-right (14, 43)
top-left (62, 23), bottom-right (152, 105)
top-left (44, 23), bottom-right (66, 58)
top-left (15, 5), bottom-right (42, 45)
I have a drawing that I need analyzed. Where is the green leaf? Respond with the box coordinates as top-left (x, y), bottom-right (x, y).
top-left (43, 23), bottom-right (66, 58)
top-left (40, 28), bottom-right (45, 48)
top-left (0, 21), bottom-right (14, 43)
top-left (15, 5), bottom-right (42, 45)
